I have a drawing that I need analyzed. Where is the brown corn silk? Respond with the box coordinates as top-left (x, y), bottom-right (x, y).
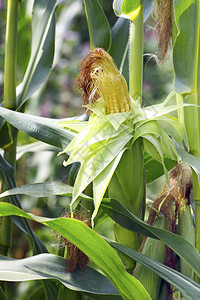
top-left (141, 163), bottom-right (192, 297)
top-left (76, 48), bottom-right (130, 114)
top-left (56, 211), bottom-right (90, 272)
top-left (155, 0), bottom-right (172, 60)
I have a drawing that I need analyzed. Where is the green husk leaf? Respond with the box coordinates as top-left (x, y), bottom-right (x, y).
top-left (92, 149), bottom-right (126, 222)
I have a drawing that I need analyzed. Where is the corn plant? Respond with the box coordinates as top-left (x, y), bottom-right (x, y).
top-left (0, 0), bottom-right (200, 299)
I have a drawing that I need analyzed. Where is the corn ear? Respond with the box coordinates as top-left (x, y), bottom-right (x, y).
top-left (178, 198), bottom-right (195, 279)
top-left (108, 141), bottom-right (145, 271)
top-left (113, 222), bottom-right (140, 271)
top-left (133, 216), bottom-right (166, 300)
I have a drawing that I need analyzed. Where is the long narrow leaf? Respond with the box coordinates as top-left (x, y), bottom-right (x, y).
top-left (17, 0), bottom-right (62, 108)
top-left (0, 107), bottom-right (75, 149)
top-left (101, 198), bottom-right (200, 277)
top-left (110, 18), bottom-right (129, 70)
top-left (0, 254), bottom-right (120, 297)
top-left (3, 182), bottom-right (200, 279)
top-left (106, 238), bottom-right (200, 300)
top-left (0, 154), bottom-right (47, 254)
top-left (83, 0), bottom-right (111, 51)
top-left (0, 182), bottom-right (91, 201)
top-left (17, 142), bottom-right (59, 160)
top-left (0, 202), bottom-right (150, 300)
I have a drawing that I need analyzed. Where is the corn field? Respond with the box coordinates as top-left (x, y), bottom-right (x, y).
top-left (0, 0), bottom-right (200, 299)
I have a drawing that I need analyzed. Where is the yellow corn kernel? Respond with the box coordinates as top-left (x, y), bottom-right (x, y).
top-left (76, 48), bottom-right (130, 114)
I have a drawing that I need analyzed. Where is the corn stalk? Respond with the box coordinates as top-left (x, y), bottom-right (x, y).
top-left (0, 0), bottom-right (18, 257)
top-left (107, 4), bottom-right (145, 271)
top-left (172, 0), bottom-right (200, 282)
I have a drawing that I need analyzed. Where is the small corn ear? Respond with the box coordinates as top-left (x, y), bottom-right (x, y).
top-left (133, 216), bottom-right (166, 300)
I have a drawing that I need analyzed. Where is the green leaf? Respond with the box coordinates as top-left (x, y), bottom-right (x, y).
top-left (16, 0), bottom-right (61, 108)
top-left (113, 0), bottom-right (141, 21)
top-left (0, 123), bottom-right (14, 150)
top-left (0, 182), bottom-right (91, 201)
top-left (173, 0), bottom-right (199, 94)
top-left (60, 114), bottom-right (133, 208)
top-left (144, 153), bottom-right (176, 183)
top-left (0, 203), bottom-right (151, 300)
top-left (17, 142), bottom-right (59, 161)
top-left (157, 117), bottom-right (189, 149)
top-left (0, 107), bottom-right (75, 149)
top-left (143, 0), bottom-right (154, 22)
top-left (0, 287), bottom-right (7, 300)
top-left (70, 132), bottom-right (133, 205)
top-left (133, 120), bottom-right (179, 162)
top-left (100, 198), bottom-right (200, 277)
top-left (143, 134), bottom-right (170, 185)
top-left (110, 18), bottom-right (129, 71)
top-left (122, 0), bottom-right (141, 15)
top-left (0, 154), bottom-right (47, 254)
top-left (106, 239), bottom-right (200, 300)
top-left (92, 149), bottom-right (126, 221)
top-left (83, 0), bottom-right (111, 51)
top-left (0, 254), bottom-right (120, 297)
top-left (53, 1), bottom-right (82, 66)
top-left (175, 142), bottom-right (200, 184)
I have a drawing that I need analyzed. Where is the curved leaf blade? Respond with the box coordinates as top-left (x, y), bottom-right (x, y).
top-left (17, 0), bottom-right (62, 107)
top-left (84, 0), bottom-right (111, 51)
top-left (0, 182), bottom-right (91, 200)
top-left (101, 198), bottom-right (200, 277)
top-left (0, 154), bottom-right (47, 254)
top-left (144, 153), bottom-right (176, 183)
top-left (175, 142), bottom-right (200, 184)
top-left (110, 18), bottom-right (129, 71)
top-left (106, 239), bottom-right (200, 300)
top-left (0, 254), bottom-right (120, 296)
top-left (0, 202), bottom-right (151, 300)
top-left (17, 142), bottom-right (59, 161)
top-left (0, 287), bottom-right (7, 300)
top-left (0, 107), bottom-right (75, 149)
top-left (17, 0), bottom-right (62, 109)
